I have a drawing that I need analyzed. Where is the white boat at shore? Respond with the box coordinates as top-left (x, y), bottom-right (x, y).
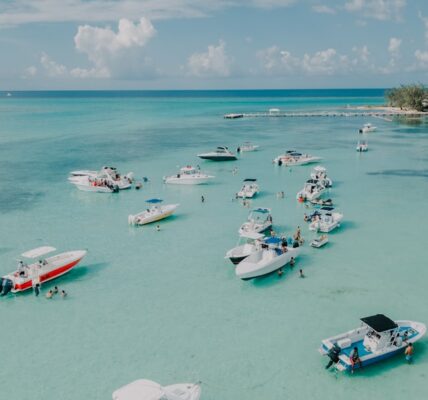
top-left (237, 142), bottom-right (259, 152)
top-left (310, 235), bottom-right (329, 248)
top-left (356, 140), bottom-right (368, 152)
top-left (237, 178), bottom-right (259, 198)
top-left (235, 237), bottom-right (300, 280)
top-left (239, 208), bottom-right (272, 235)
top-left (296, 179), bottom-right (326, 201)
top-left (164, 166), bottom-right (214, 185)
top-left (0, 246), bottom-right (87, 296)
top-left (273, 150), bottom-right (321, 166)
top-left (69, 166), bottom-right (133, 193)
top-left (309, 206), bottom-right (343, 232)
top-left (320, 314), bottom-right (426, 372)
top-left (310, 166), bottom-right (332, 188)
top-left (128, 199), bottom-right (179, 226)
top-left (225, 232), bottom-right (264, 265)
top-left (359, 123), bottom-right (377, 134)
top-left (112, 379), bottom-right (201, 400)
top-left (198, 146), bottom-right (237, 161)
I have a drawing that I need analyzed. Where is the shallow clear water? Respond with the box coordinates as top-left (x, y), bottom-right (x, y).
top-left (1, 90), bottom-right (427, 400)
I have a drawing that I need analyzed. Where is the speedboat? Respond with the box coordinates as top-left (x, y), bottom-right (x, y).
top-left (273, 151), bottom-right (321, 166)
top-left (296, 179), bottom-right (326, 201)
top-left (197, 146), bottom-right (237, 161)
top-left (359, 123), bottom-right (377, 134)
top-left (239, 208), bottom-right (272, 235)
top-left (309, 206), bottom-right (343, 232)
top-left (237, 179), bottom-right (259, 198)
top-left (0, 246), bottom-right (87, 296)
top-left (319, 314), bottom-right (426, 372)
top-left (112, 379), bottom-right (201, 400)
top-left (237, 142), bottom-right (259, 153)
top-left (128, 199), bottom-right (179, 226)
top-left (310, 166), bottom-right (332, 188)
top-left (235, 237), bottom-right (300, 280)
top-left (310, 235), bottom-right (329, 248)
top-left (225, 232), bottom-right (264, 265)
top-left (164, 166), bottom-right (214, 185)
top-left (69, 166), bottom-right (133, 193)
top-left (356, 140), bottom-right (368, 152)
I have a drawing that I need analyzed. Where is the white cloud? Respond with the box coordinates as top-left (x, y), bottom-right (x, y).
top-left (419, 12), bottom-right (428, 42)
top-left (312, 5), bottom-right (336, 14)
top-left (414, 50), bottom-right (428, 68)
top-left (72, 18), bottom-right (156, 79)
top-left (388, 37), bottom-right (401, 56)
top-left (352, 45), bottom-right (370, 64)
top-left (0, 0), bottom-right (298, 26)
top-left (344, 0), bottom-right (406, 21)
top-left (187, 40), bottom-right (232, 77)
top-left (22, 65), bottom-right (37, 78)
top-left (40, 52), bottom-right (67, 77)
top-left (258, 46), bottom-right (350, 75)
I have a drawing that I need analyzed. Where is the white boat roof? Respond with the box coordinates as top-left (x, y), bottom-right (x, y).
top-left (239, 232), bottom-right (264, 240)
top-left (112, 379), bottom-right (161, 400)
top-left (313, 166), bottom-right (326, 172)
top-left (180, 165), bottom-right (196, 171)
top-left (21, 246), bottom-right (56, 259)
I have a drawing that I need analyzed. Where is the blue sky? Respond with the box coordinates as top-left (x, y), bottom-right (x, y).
top-left (1, 0), bottom-right (428, 89)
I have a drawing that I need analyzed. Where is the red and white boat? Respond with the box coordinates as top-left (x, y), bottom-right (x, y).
top-left (0, 246), bottom-right (87, 296)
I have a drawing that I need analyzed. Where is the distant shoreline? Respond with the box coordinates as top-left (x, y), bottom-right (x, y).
top-left (346, 105), bottom-right (427, 115)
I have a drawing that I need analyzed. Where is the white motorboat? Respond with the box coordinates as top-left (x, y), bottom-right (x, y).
top-left (310, 235), bottom-right (329, 248)
top-left (309, 206), bottom-right (343, 232)
top-left (164, 166), bottom-right (214, 185)
top-left (112, 379), bottom-right (201, 400)
top-left (356, 140), bottom-right (368, 152)
top-left (197, 146), bottom-right (237, 161)
top-left (237, 142), bottom-right (259, 153)
top-left (320, 314), bottom-right (426, 372)
top-left (359, 123), bottom-right (377, 134)
top-left (273, 150), bottom-right (322, 166)
top-left (0, 246), bottom-right (87, 296)
top-left (310, 166), bottom-right (332, 188)
top-left (310, 198), bottom-right (333, 207)
top-left (296, 179), bottom-right (326, 201)
top-left (237, 178), bottom-right (259, 198)
top-left (225, 232), bottom-right (264, 265)
top-left (128, 199), bottom-right (179, 226)
top-left (239, 208), bottom-right (272, 235)
top-left (69, 166), bottom-right (133, 193)
top-left (235, 237), bottom-right (300, 280)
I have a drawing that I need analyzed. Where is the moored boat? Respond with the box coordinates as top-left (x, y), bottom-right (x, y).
top-left (320, 314), bottom-right (426, 372)
top-left (310, 235), bottom-right (329, 248)
top-left (309, 206), bottom-right (343, 233)
top-left (225, 232), bottom-right (265, 265)
top-left (235, 237), bottom-right (300, 280)
top-left (112, 379), bottom-right (201, 400)
top-left (359, 123), bottom-right (376, 134)
top-left (197, 146), bottom-right (237, 161)
top-left (310, 166), bottom-right (332, 188)
top-left (0, 246), bottom-right (87, 296)
top-left (237, 142), bottom-right (259, 152)
top-left (164, 166), bottom-right (214, 185)
top-left (356, 140), bottom-right (368, 152)
top-left (238, 208), bottom-right (272, 235)
top-left (296, 179), bottom-right (326, 201)
top-left (128, 199), bottom-right (179, 226)
top-left (273, 151), bottom-right (321, 166)
top-left (237, 178), bottom-right (259, 198)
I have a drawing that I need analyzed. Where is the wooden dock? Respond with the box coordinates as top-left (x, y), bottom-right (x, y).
top-left (224, 111), bottom-right (427, 119)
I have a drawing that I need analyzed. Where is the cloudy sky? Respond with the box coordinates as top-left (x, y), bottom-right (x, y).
top-left (1, 0), bottom-right (428, 89)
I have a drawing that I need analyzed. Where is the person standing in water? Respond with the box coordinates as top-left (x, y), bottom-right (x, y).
top-left (201, 195), bottom-right (205, 203)
top-left (405, 343), bottom-right (414, 364)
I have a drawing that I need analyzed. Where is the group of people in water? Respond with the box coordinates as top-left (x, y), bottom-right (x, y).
top-left (45, 286), bottom-right (67, 299)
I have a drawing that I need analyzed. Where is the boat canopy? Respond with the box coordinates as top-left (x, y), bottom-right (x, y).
top-left (286, 150), bottom-right (297, 154)
top-left (361, 314), bottom-right (398, 332)
top-left (244, 178), bottom-right (257, 182)
top-left (146, 198), bottom-right (163, 204)
top-left (252, 207), bottom-right (270, 214)
top-left (21, 246), bottom-right (56, 259)
top-left (265, 237), bottom-right (281, 244)
top-left (320, 206), bottom-right (334, 211)
top-left (239, 232), bottom-right (264, 240)
top-left (217, 146), bottom-right (228, 151)
top-left (306, 179), bottom-right (319, 184)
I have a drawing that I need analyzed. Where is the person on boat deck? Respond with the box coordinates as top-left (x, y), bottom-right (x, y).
top-left (350, 347), bottom-right (362, 373)
top-left (281, 241), bottom-right (288, 253)
top-left (17, 261), bottom-right (27, 277)
top-left (405, 343), bottom-right (414, 364)
top-left (325, 344), bottom-right (341, 369)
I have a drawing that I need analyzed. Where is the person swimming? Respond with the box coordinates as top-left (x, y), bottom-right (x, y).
top-left (61, 290), bottom-right (67, 298)
top-left (46, 290), bottom-right (53, 299)
top-left (299, 269), bottom-right (305, 278)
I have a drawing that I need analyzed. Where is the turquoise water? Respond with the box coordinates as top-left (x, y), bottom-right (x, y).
top-left (1, 90), bottom-right (427, 400)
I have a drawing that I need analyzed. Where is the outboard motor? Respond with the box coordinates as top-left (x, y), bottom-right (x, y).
top-left (327, 344), bottom-right (341, 363)
top-left (113, 185), bottom-right (119, 193)
top-left (0, 278), bottom-right (13, 296)
top-left (278, 159), bottom-right (283, 166)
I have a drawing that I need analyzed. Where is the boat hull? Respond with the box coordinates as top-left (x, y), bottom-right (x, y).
top-left (164, 177), bottom-right (213, 185)
top-left (198, 155), bottom-right (237, 161)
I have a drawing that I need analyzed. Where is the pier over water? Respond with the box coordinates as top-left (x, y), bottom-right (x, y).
top-left (224, 111), bottom-right (427, 119)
